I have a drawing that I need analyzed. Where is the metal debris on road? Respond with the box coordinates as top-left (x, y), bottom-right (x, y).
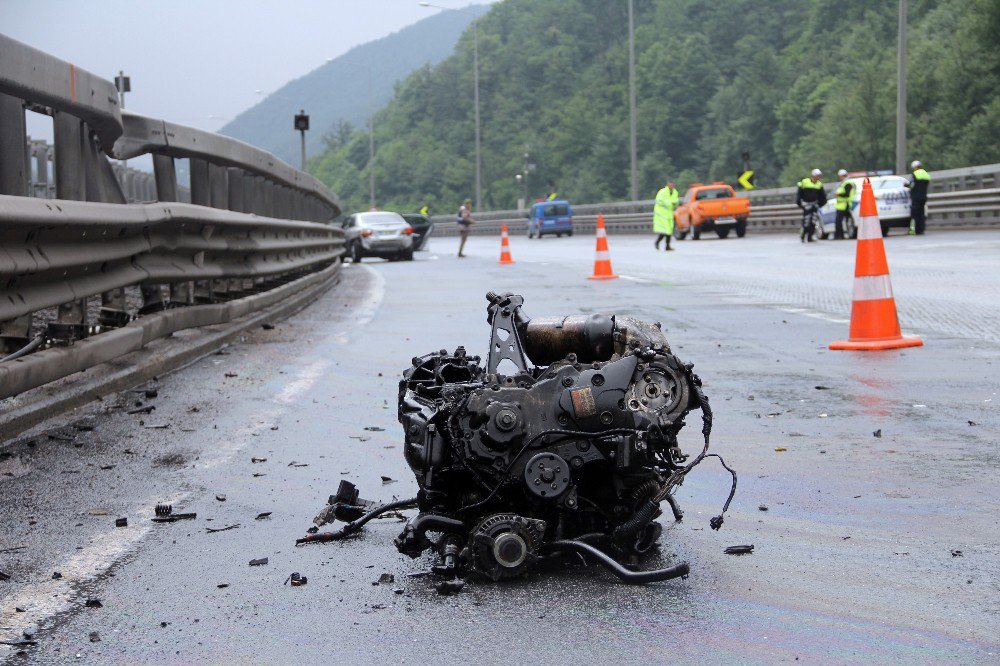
top-left (774, 447), bottom-right (788, 452)
top-left (143, 424), bottom-right (170, 429)
top-left (874, 429), bottom-right (882, 438)
top-left (251, 457), bottom-right (267, 463)
top-left (51, 572), bottom-right (62, 579)
top-left (758, 504), bottom-right (768, 511)
top-left (436, 579), bottom-right (465, 595)
top-left (380, 475), bottom-right (396, 485)
top-left (89, 631), bottom-right (101, 643)
top-left (300, 293), bottom-right (736, 586)
top-left (224, 372), bottom-right (238, 378)
top-left (286, 572), bottom-right (307, 586)
top-left (84, 598), bottom-right (102, 608)
top-left (724, 545), bottom-right (755, 555)
top-left (814, 385), bottom-right (831, 390)
top-left (288, 462), bottom-right (309, 467)
top-left (216, 494), bottom-right (227, 502)
top-left (249, 557), bottom-right (269, 566)
top-left (952, 550), bottom-right (964, 557)
top-left (126, 405), bottom-right (155, 415)
top-left (152, 509), bottom-right (196, 523)
top-left (364, 426), bottom-right (385, 432)
top-left (217, 583), bottom-right (229, 588)
top-left (377, 573), bottom-right (394, 584)
top-left (255, 512), bottom-right (272, 520)
top-left (205, 524), bottom-right (240, 533)
top-left (0, 570), bottom-right (10, 581)
top-left (115, 517), bottom-right (127, 527)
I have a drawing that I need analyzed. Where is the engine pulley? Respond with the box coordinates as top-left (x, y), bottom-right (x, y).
top-left (469, 513), bottom-right (546, 580)
top-left (523, 452), bottom-right (570, 500)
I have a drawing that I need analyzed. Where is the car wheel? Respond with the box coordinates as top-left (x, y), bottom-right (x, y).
top-left (692, 226), bottom-right (701, 240)
top-left (716, 228), bottom-right (730, 239)
top-left (567, 230), bottom-right (573, 237)
top-left (556, 233), bottom-right (562, 238)
top-left (350, 241), bottom-right (363, 263)
top-left (735, 220), bottom-right (747, 238)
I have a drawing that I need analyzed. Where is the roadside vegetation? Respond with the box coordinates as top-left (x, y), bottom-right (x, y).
top-left (311, 0), bottom-right (1000, 213)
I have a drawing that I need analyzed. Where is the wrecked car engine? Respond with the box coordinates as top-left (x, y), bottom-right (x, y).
top-left (300, 293), bottom-right (735, 584)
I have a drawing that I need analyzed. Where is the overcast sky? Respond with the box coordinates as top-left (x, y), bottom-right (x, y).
top-left (1, 0), bottom-right (496, 139)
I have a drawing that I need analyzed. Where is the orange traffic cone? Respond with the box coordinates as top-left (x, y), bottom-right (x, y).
top-left (587, 214), bottom-right (619, 280)
top-left (498, 223), bottom-right (515, 264)
top-left (830, 178), bottom-right (922, 351)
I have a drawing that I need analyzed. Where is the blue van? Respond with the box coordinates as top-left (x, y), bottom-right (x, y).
top-left (527, 199), bottom-right (573, 238)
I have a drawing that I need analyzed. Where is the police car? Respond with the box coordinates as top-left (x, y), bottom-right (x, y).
top-left (818, 173), bottom-right (911, 239)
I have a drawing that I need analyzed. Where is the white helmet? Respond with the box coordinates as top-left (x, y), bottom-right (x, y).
top-left (837, 169), bottom-right (848, 178)
top-left (811, 168), bottom-right (822, 177)
top-left (911, 160), bottom-right (922, 169)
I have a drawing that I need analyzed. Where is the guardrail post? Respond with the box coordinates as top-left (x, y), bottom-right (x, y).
top-left (186, 157), bottom-right (217, 303)
top-left (31, 140), bottom-right (49, 198)
top-left (227, 167), bottom-right (244, 212)
top-left (209, 164), bottom-right (228, 209)
top-left (0, 93), bottom-right (29, 196)
top-left (0, 94), bottom-right (33, 348)
top-left (153, 154), bottom-right (178, 201)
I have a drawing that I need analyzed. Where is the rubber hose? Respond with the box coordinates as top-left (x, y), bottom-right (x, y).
top-left (613, 498), bottom-right (659, 544)
top-left (0, 334), bottom-right (44, 363)
top-left (546, 539), bottom-right (689, 584)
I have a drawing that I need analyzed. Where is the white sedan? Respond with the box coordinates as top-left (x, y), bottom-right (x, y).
top-left (819, 174), bottom-right (911, 238)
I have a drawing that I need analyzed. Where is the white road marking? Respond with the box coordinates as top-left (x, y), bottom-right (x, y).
top-left (0, 266), bottom-right (387, 658)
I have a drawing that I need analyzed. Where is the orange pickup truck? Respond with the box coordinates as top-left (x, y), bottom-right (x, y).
top-left (673, 182), bottom-right (751, 240)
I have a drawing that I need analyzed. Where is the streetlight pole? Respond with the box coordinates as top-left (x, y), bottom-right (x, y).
top-left (627, 0), bottom-right (638, 202)
top-left (368, 65), bottom-right (376, 209)
top-left (419, 2), bottom-right (481, 210)
top-left (895, 0), bottom-right (907, 175)
top-left (114, 70), bottom-right (130, 173)
top-left (294, 109), bottom-right (310, 171)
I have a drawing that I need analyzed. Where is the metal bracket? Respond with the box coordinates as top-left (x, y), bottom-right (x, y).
top-left (485, 292), bottom-right (529, 375)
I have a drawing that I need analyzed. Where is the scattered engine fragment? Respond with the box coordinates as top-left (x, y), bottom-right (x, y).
top-left (299, 292), bottom-right (736, 584)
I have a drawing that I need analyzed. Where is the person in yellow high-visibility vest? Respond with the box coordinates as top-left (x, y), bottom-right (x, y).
top-left (653, 180), bottom-right (679, 251)
top-left (419, 204), bottom-right (430, 216)
top-left (833, 169), bottom-right (855, 240)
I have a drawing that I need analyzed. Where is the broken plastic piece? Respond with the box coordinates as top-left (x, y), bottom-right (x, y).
top-left (724, 544), bottom-right (754, 555)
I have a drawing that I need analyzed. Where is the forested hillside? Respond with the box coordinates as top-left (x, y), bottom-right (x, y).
top-left (219, 5), bottom-right (487, 166)
top-left (311, 0), bottom-right (1000, 214)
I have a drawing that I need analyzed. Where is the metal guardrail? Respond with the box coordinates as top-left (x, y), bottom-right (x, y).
top-left (431, 164), bottom-right (1000, 237)
top-left (0, 32), bottom-right (345, 398)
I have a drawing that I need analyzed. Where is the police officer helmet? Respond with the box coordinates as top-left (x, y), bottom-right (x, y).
top-left (910, 160), bottom-right (922, 169)
top-left (810, 168), bottom-right (822, 177)
top-left (837, 169), bottom-right (848, 178)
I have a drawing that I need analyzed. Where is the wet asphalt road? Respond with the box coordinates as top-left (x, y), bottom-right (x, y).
top-left (1, 230), bottom-right (999, 663)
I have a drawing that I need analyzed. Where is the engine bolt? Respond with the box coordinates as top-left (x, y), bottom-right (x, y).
top-left (600, 411), bottom-right (614, 425)
top-left (562, 377), bottom-right (574, 387)
top-left (591, 374), bottom-right (605, 386)
top-left (571, 457), bottom-right (583, 468)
